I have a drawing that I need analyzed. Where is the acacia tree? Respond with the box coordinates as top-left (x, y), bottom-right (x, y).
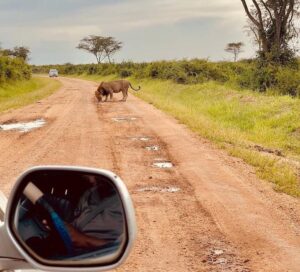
top-left (11, 46), bottom-right (31, 61)
top-left (244, 20), bottom-right (262, 51)
top-left (0, 46), bottom-right (30, 61)
top-left (225, 42), bottom-right (244, 61)
top-left (77, 35), bottom-right (122, 64)
top-left (241, 0), bottom-right (299, 65)
top-left (103, 37), bottom-right (122, 64)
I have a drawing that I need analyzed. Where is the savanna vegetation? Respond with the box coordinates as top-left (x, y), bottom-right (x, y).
top-left (131, 77), bottom-right (300, 197)
top-left (0, 55), bottom-right (31, 84)
top-left (32, 60), bottom-right (300, 197)
top-left (0, 45), bottom-right (61, 112)
top-left (33, 59), bottom-right (300, 96)
top-left (0, 77), bottom-right (61, 113)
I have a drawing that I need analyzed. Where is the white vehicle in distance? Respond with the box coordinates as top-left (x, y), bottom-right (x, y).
top-left (49, 69), bottom-right (58, 77)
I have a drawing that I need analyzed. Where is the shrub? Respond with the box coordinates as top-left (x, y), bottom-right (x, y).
top-left (0, 56), bottom-right (31, 84)
top-left (31, 59), bottom-right (300, 97)
top-left (119, 69), bottom-right (132, 78)
top-left (87, 64), bottom-right (99, 75)
top-left (275, 68), bottom-right (300, 96)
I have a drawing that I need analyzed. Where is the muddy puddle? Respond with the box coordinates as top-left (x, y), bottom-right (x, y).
top-left (112, 117), bottom-right (137, 122)
top-left (0, 119), bottom-right (46, 132)
top-left (205, 249), bottom-right (228, 265)
top-left (145, 145), bottom-right (160, 151)
top-left (153, 161), bottom-right (173, 168)
top-left (131, 136), bottom-right (151, 141)
top-left (137, 186), bottom-right (181, 193)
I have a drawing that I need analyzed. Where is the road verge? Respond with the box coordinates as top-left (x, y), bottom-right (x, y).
top-left (0, 77), bottom-right (61, 113)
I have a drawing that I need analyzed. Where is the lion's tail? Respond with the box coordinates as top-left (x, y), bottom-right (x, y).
top-left (129, 82), bottom-right (141, 91)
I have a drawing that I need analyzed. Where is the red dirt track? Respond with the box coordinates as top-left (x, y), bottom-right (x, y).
top-left (0, 77), bottom-right (300, 271)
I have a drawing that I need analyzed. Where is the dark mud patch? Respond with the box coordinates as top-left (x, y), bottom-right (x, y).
top-left (252, 144), bottom-right (283, 157)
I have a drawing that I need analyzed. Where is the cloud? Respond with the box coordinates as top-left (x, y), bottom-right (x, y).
top-left (0, 0), bottom-right (246, 32)
top-left (49, 0), bottom-right (245, 32)
top-left (0, 0), bottom-right (252, 64)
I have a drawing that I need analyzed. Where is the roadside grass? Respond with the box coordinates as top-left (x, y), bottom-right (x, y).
top-left (69, 74), bottom-right (300, 197)
top-left (65, 74), bottom-right (117, 83)
top-left (0, 77), bottom-right (61, 113)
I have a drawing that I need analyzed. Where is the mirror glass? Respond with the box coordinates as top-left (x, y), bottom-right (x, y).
top-left (12, 170), bottom-right (126, 265)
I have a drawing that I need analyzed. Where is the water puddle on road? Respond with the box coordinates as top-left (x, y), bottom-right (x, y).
top-left (131, 136), bottom-right (151, 141)
top-left (153, 162), bottom-right (173, 168)
top-left (145, 145), bottom-right (160, 151)
top-left (213, 250), bottom-right (224, 256)
top-left (205, 249), bottom-right (229, 266)
top-left (153, 161), bottom-right (173, 168)
top-left (0, 119), bottom-right (46, 132)
top-left (203, 246), bottom-right (250, 270)
top-left (112, 117), bottom-right (137, 122)
top-left (137, 186), bottom-right (181, 193)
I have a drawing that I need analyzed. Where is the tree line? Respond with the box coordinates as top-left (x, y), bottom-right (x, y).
top-left (29, 1), bottom-right (300, 96)
top-left (1, 1), bottom-right (298, 68)
top-left (31, 1), bottom-right (299, 96)
top-left (77, 1), bottom-right (299, 69)
top-left (75, 1), bottom-right (299, 95)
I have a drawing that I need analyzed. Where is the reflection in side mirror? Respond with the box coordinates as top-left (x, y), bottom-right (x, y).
top-left (7, 167), bottom-right (134, 269)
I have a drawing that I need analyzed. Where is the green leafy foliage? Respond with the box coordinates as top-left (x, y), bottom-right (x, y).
top-left (274, 67), bottom-right (300, 97)
top-left (0, 56), bottom-right (31, 84)
top-left (32, 59), bottom-right (300, 97)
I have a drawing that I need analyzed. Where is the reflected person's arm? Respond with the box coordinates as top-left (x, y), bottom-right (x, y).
top-left (65, 223), bottom-right (110, 249)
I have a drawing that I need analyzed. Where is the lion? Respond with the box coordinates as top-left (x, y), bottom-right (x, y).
top-left (95, 79), bottom-right (141, 102)
top-left (95, 88), bottom-right (110, 102)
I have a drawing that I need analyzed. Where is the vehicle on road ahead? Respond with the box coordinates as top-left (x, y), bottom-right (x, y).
top-left (49, 69), bottom-right (58, 77)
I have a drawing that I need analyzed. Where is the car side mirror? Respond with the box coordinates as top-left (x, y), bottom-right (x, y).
top-left (4, 166), bottom-right (136, 271)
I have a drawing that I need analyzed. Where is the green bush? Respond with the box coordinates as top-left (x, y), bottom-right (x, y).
top-left (0, 56), bottom-right (31, 84)
top-left (253, 65), bottom-right (277, 92)
top-left (275, 68), bottom-right (300, 96)
top-left (31, 59), bottom-right (300, 97)
top-left (236, 65), bottom-right (256, 89)
top-left (119, 69), bottom-right (132, 78)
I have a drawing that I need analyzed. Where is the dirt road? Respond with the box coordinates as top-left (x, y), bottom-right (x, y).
top-left (0, 77), bottom-right (300, 271)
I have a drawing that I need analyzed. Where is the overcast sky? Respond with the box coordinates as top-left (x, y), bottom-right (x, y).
top-left (0, 0), bottom-right (256, 65)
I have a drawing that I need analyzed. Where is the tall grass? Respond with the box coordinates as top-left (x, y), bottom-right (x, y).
top-left (133, 79), bottom-right (300, 196)
top-left (0, 77), bottom-right (61, 112)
